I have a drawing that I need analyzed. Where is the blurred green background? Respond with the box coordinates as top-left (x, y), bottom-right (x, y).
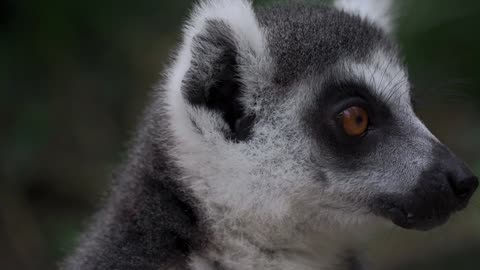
top-left (1, 0), bottom-right (480, 269)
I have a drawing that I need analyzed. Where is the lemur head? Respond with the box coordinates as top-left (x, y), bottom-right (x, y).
top-left (164, 0), bottom-right (478, 237)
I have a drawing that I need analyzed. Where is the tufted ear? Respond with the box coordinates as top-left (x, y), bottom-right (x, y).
top-left (182, 20), bottom-right (251, 140)
top-left (334, 0), bottom-right (395, 33)
top-left (166, 0), bottom-right (264, 141)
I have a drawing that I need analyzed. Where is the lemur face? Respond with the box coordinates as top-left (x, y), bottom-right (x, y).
top-left (166, 0), bottom-right (478, 234)
top-left (302, 57), bottom-right (478, 231)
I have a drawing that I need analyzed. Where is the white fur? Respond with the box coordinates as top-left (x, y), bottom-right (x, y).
top-left (162, 2), bottom-right (329, 267)
top-left (162, 1), bottom-right (434, 269)
top-left (163, 0), bottom-right (276, 224)
top-left (348, 50), bottom-right (410, 108)
top-left (164, 0), bottom-right (268, 171)
top-left (335, 0), bottom-right (395, 33)
top-left (345, 49), bottom-right (437, 141)
top-left (162, 0), bottom-right (368, 263)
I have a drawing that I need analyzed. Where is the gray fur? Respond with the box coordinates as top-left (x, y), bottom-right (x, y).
top-left (61, 103), bottom-right (206, 270)
top-left (62, 1), bottom-right (478, 270)
top-left (257, 3), bottom-right (395, 86)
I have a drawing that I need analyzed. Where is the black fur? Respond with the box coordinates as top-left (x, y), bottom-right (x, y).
top-left (372, 141), bottom-right (478, 231)
top-left (183, 20), bottom-right (254, 141)
top-left (304, 80), bottom-right (396, 169)
top-left (61, 105), bottom-right (207, 269)
top-left (339, 250), bottom-right (365, 270)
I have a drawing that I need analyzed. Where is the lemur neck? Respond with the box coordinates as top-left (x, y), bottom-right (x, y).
top-left (189, 220), bottom-right (363, 270)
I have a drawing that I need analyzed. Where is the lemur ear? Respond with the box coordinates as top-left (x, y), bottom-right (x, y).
top-left (182, 21), bottom-right (247, 138)
top-left (334, 0), bottom-right (395, 33)
top-left (166, 0), bottom-right (264, 141)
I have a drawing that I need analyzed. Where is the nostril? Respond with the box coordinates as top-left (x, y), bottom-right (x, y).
top-left (449, 175), bottom-right (479, 200)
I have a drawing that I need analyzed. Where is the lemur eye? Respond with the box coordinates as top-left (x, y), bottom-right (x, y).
top-left (339, 106), bottom-right (369, 136)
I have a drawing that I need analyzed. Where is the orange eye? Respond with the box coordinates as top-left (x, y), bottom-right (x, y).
top-left (339, 106), bottom-right (369, 136)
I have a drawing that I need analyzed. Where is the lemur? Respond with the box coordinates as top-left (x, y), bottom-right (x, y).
top-left (62, 0), bottom-right (479, 269)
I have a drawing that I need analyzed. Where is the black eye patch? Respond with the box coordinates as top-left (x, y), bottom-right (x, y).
top-left (303, 80), bottom-right (396, 160)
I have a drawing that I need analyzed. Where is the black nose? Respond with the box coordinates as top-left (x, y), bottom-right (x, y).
top-left (437, 144), bottom-right (478, 207)
top-left (371, 143), bottom-right (479, 231)
top-left (448, 173), bottom-right (479, 202)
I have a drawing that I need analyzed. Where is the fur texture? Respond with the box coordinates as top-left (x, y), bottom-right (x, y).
top-left (334, 0), bottom-right (395, 33)
top-left (62, 1), bottom-right (478, 269)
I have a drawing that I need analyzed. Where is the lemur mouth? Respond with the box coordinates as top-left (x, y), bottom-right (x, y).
top-left (371, 186), bottom-right (475, 231)
top-left (372, 198), bottom-right (454, 231)
top-left (372, 143), bottom-right (478, 231)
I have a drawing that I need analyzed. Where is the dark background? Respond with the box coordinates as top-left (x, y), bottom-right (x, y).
top-left (1, 0), bottom-right (480, 269)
